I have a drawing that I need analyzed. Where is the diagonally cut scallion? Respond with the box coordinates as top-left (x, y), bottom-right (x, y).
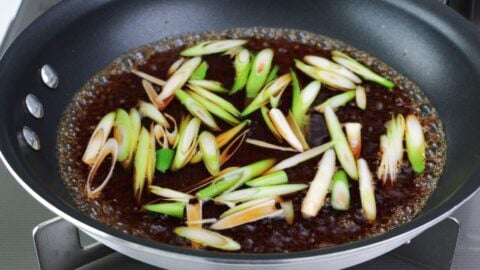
top-left (82, 111), bottom-right (116, 165)
top-left (113, 109), bottom-right (132, 162)
top-left (190, 61), bottom-right (209, 80)
top-left (246, 170), bottom-right (288, 187)
top-left (174, 227), bottom-right (241, 251)
top-left (144, 202), bottom-right (185, 218)
top-left (181, 40), bottom-right (248, 56)
top-left (188, 79), bottom-right (228, 93)
top-left (357, 158), bottom-right (377, 222)
top-left (405, 114), bottom-right (426, 173)
top-left (246, 48), bottom-right (274, 98)
top-left (86, 138), bottom-right (118, 199)
top-left (231, 48), bottom-right (251, 94)
top-left (171, 117), bottom-right (201, 171)
top-left (189, 91), bottom-right (240, 126)
top-left (198, 131), bottom-right (221, 176)
top-left (295, 60), bottom-right (356, 91)
top-left (330, 170), bottom-right (350, 211)
top-left (315, 91), bottom-right (356, 113)
top-left (216, 184), bottom-right (308, 203)
top-left (175, 89), bottom-right (219, 131)
top-left (242, 73), bottom-right (291, 116)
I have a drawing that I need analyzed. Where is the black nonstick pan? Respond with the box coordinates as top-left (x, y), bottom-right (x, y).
top-left (1, 0), bottom-right (480, 269)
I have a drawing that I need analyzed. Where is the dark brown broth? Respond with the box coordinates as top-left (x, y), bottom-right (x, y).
top-left (58, 37), bottom-right (443, 253)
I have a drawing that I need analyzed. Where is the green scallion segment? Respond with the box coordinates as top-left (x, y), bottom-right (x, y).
top-left (189, 92), bottom-right (240, 125)
top-left (171, 117), bottom-right (201, 171)
top-left (260, 106), bottom-right (282, 142)
top-left (155, 148), bottom-right (175, 172)
top-left (331, 50), bottom-right (394, 89)
top-left (134, 127), bottom-right (150, 203)
top-left (175, 89), bottom-right (219, 131)
top-left (190, 61), bottom-right (209, 80)
top-left (295, 60), bottom-right (356, 91)
top-left (113, 108), bottom-right (133, 162)
top-left (198, 131), bottom-right (221, 176)
top-left (216, 184), bottom-right (308, 203)
top-left (188, 79), bottom-right (228, 93)
top-left (292, 80), bottom-right (321, 130)
top-left (266, 65), bottom-right (280, 84)
top-left (181, 40), bottom-right (248, 56)
top-left (315, 90), bottom-right (356, 113)
top-left (174, 227), bottom-right (241, 251)
top-left (231, 48), bottom-right (251, 94)
top-left (144, 202), bottom-right (185, 218)
top-left (331, 170), bottom-right (351, 211)
top-left (246, 48), bottom-right (274, 98)
top-left (245, 170), bottom-right (288, 187)
top-left (405, 114), bottom-right (426, 173)
top-left (324, 106), bottom-right (358, 179)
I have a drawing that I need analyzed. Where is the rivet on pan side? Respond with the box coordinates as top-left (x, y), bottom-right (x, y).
top-left (40, 64), bottom-right (59, 89)
top-left (25, 94), bottom-right (44, 119)
top-left (22, 126), bottom-right (41, 151)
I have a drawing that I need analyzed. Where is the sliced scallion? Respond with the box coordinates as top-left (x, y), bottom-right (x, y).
top-left (246, 170), bottom-right (288, 187)
top-left (246, 48), bottom-right (274, 98)
top-left (315, 91), bottom-right (356, 113)
top-left (188, 79), bottom-right (228, 93)
top-left (330, 170), bottom-right (350, 211)
top-left (405, 114), bottom-right (426, 173)
top-left (190, 61), bottom-right (209, 80)
top-left (357, 158), bottom-right (377, 222)
top-left (295, 60), bottom-right (356, 91)
top-left (174, 227), bottom-right (241, 251)
top-left (82, 111), bottom-right (116, 165)
top-left (199, 131), bottom-right (221, 176)
top-left (216, 184), bottom-right (308, 203)
top-left (181, 40), bottom-right (248, 56)
top-left (231, 48), bottom-right (251, 94)
top-left (242, 73), bottom-right (291, 116)
top-left (155, 148), bottom-right (175, 172)
top-left (144, 202), bottom-right (185, 218)
top-left (175, 89), bottom-right (219, 131)
top-left (171, 117), bottom-right (201, 171)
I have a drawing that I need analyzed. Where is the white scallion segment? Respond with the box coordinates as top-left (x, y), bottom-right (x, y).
top-left (199, 131), bottom-right (221, 176)
top-left (216, 184), bottom-right (308, 203)
top-left (138, 101), bottom-right (170, 128)
top-left (219, 197), bottom-right (275, 218)
top-left (260, 106), bottom-right (283, 142)
top-left (304, 55), bottom-right (362, 83)
top-left (113, 109), bottom-right (132, 162)
top-left (172, 117), bottom-right (201, 171)
top-left (246, 138), bottom-right (297, 152)
top-left (295, 60), bottom-right (356, 91)
top-left (330, 170), bottom-right (351, 211)
top-left (134, 128), bottom-right (150, 203)
top-left (181, 40), bottom-right (248, 56)
top-left (82, 112), bottom-right (116, 165)
top-left (324, 106), bottom-right (358, 179)
top-left (405, 114), bottom-right (426, 173)
top-left (175, 89), bottom-right (219, 131)
top-left (344, 123), bottom-right (362, 160)
top-left (167, 57), bottom-right (186, 76)
top-left (186, 201), bottom-right (203, 248)
top-left (246, 170), bottom-right (288, 187)
top-left (222, 159), bottom-right (277, 194)
top-left (188, 79), bottom-right (228, 93)
top-left (355, 85), bottom-right (367, 110)
top-left (279, 199), bottom-right (294, 225)
top-left (231, 48), bottom-right (252, 94)
top-left (131, 69), bottom-right (166, 86)
top-left (377, 114), bottom-right (405, 184)
top-left (122, 108), bottom-right (141, 168)
top-left (157, 57), bottom-right (202, 106)
top-left (242, 73), bottom-right (291, 116)
top-left (266, 141), bottom-right (335, 174)
top-left (331, 50), bottom-right (395, 89)
top-left (188, 84), bottom-right (240, 116)
top-left (186, 218), bottom-right (218, 226)
top-left (174, 227), bottom-right (241, 251)
top-left (146, 125), bottom-right (156, 185)
top-left (301, 149), bottom-right (336, 217)
top-left (149, 185), bottom-right (194, 200)
top-left (86, 138), bottom-right (118, 199)
top-left (357, 159), bottom-right (377, 222)
top-left (315, 91), bottom-right (356, 113)
top-left (269, 108), bottom-right (304, 152)
top-left (293, 81), bottom-right (321, 129)
top-left (246, 48), bottom-right (275, 98)
top-left (210, 199), bottom-right (280, 230)
top-left (286, 111), bottom-right (310, 150)
top-left (142, 79), bottom-right (161, 108)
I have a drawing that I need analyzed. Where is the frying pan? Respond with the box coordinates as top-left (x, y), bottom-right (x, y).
top-left (1, 0), bottom-right (480, 269)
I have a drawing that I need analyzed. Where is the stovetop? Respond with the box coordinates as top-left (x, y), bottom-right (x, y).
top-left (1, 1), bottom-right (479, 269)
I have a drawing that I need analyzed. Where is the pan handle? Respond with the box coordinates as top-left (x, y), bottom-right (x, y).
top-left (33, 217), bottom-right (114, 270)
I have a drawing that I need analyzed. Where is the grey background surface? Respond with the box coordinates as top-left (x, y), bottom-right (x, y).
top-left (0, 0), bottom-right (479, 269)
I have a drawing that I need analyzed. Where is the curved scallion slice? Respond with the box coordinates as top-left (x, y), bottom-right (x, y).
top-left (216, 184), bottom-right (308, 203)
top-left (156, 57), bottom-right (202, 108)
top-left (181, 40), bottom-right (248, 56)
top-left (242, 73), bottom-right (291, 116)
top-left (231, 48), bottom-right (252, 94)
top-left (134, 128), bottom-right (150, 203)
top-left (155, 148), bottom-right (174, 173)
top-left (210, 199), bottom-right (281, 230)
top-left (174, 227), bottom-right (241, 251)
top-left (260, 106), bottom-right (282, 142)
top-left (292, 80), bottom-right (321, 130)
top-left (266, 141), bottom-right (334, 174)
top-left (138, 100), bottom-right (170, 128)
top-left (113, 109), bottom-right (132, 162)
top-left (190, 61), bottom-right (209, 80)
top-left (171, 117), bottom-right (201, 171)
top-left (144, 202), bottom-right (185, 218)
top-left (86, 138), bottom-right (118, 199)
top-left (295, 60), bottom-right (356, 91)
top-left (304, 55), bottom-right (361, 83)
top-left (149, 185), bottom-right (194, 201)
top-left (167, 57), bottom-right (186, 77)
top-left (199, 131), bottom-right (221, 176)
top-left (324, 106), bottom-right (358, 179)
top-left (315, 91), bottom-right (356, 113)
top-left (82, 111), bottom-right (116, 165)
top-left (331, 50), bottom-right (394, 89)
top-left (269, 108), bottom-right (304, 152)
top-left (246, 170), bottom-right (288, 187)
top-left (344, 123), bottom-right (362, 160)
top-left (331, 170), bottom-right (350, 211)
top-left (357, 158), bottom-right (377, 222)
top-left (189, 84), bottom-right (240, 116)
top-left (356, 85), bottom-right (367, 110)
top-left (189, 92), bottom-right (240, 126)
top-left (405, 114), bottom-right (426, 173)
top-left (301, 149), bottom-right (336, 217)
top-left (246, 48), bottom-right (274, 98)
top-left (175, 89), bottom-right (219, 131)
top-left (188, 80), bottom-right (228, 93)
